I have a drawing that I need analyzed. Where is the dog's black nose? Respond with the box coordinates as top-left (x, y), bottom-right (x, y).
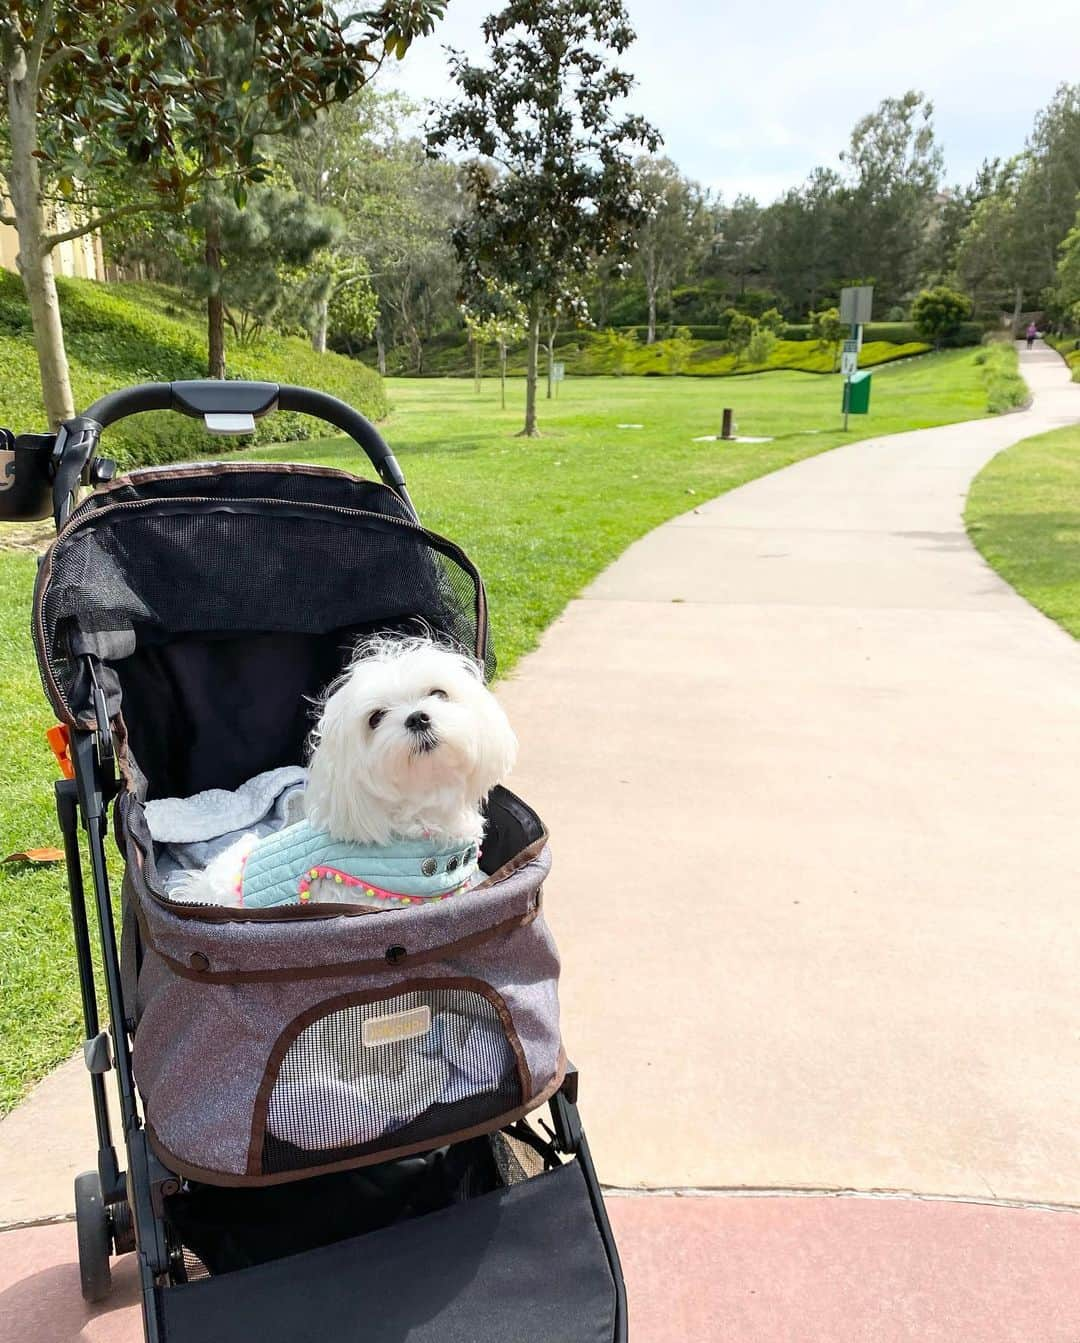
top-left (405, 710), bottom-right (431, 733)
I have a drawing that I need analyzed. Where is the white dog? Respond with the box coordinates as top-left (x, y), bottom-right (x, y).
top-left (173, 636), bottom-right (517, 910)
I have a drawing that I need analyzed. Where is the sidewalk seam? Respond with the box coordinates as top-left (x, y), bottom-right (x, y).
top-left (601, 1185), bottom-right (1080, 1214)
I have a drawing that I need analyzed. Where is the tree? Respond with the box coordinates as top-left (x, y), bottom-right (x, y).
top-left (463, 280), bottom-right (526, 407)
top-left (632, 156), bottom-right (710, 343)
top-left (809, 305), bottom-right (845, 371)
top-left (759, 307), bottom-right (786, 337)
top-left (836, 91), bottom-right (943, 312)
top-left (726, 309), bottom-right (755, 367)
top-left (428, 0), bottom-right (659, 436)
top-left (746, 324), bottom-right (777, 367)
top-left (665, 326), bottom-right (695, 374)
top-left (1015, 84), bottom-right (1080, 296)
top-left (276, 90), bottom-right (419, 356)
top-left (0, 1), bottom-right (445, 422)
top-left (954, 165), bottom-right (1039, 330)
top-left (911, 285), bottom-right (971, 348)
top-left (711, 194), bottom-right (763, 297)
top-left (1053, 205), bottom-right (1080, 321)
top-left (177, 187), bottom-right (342, 345)
top-left (758, 168), bottom-right (843, 317)
top-left (594, 327), bottom-right (638, 375)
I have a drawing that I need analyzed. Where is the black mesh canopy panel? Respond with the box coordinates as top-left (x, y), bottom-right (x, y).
top-left (33, 464), bottom-right (492, 795)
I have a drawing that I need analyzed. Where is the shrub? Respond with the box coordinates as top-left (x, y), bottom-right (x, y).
top-left (809, 306), bottom-right (844, 371)
top-left (665, 326), bottom-right (696, 374)
top-left (912, 286), bottom-right (973, 349)
top-left (759, 307), bottom-right (786, 338)
top-left (746, 325), bottom-right (778, 366)
top-left (974, 342), bottom-right (1028, 414)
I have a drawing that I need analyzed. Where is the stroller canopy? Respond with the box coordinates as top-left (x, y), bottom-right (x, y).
top-left (33, 462), bottom-right (492, 798)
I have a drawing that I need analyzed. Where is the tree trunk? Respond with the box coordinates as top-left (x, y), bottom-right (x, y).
top-left (205, 205), bottom-right (226, 379)
top-left (473, 339), bottom-right (482, 394)
top-left (6, 46), bottom-right (75, 427)
top-left (546, 322), bottom-right (557, 399)
top-left (519, 300), bottom-right (541, 437)
top-left (647, 287), bottom-right (657, 345)
top-left (311, 296), bottom-right (328, 354)
top-left (375, 322), bottom-right (387, 376)
top-left (1011, 283), bottom-right (1023, 337)
top-left (499, 342), bottom-right (507, 410)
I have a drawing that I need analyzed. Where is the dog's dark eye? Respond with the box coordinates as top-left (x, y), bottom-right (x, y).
top-left (368, 709), bottom-right (387, 730)
top-left (428, 688), bottom-right (449, 701)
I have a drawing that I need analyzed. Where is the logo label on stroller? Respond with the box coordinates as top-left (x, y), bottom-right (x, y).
top-left (362, 1004), bottom-right (432, 1047)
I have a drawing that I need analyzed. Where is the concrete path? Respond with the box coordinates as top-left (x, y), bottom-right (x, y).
top-left (6, 1194), bottom-right (1080, 1343)
top-left (498, 342), bottom-right (1080, 1202)
top-left (2, 343), bottom-right (1079, 1340)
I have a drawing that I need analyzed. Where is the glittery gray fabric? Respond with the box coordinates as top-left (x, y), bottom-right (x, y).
top-left (121, 794), bottom-right (562, 1183)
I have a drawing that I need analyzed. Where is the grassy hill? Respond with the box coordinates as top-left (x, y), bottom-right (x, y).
top-left (0, 274), bottom-right (387, 465)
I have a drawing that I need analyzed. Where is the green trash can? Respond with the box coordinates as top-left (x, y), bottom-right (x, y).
top-left (846, 370), bottom-right (872, 414)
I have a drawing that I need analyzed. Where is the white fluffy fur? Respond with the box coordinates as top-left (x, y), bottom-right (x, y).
top-left (172, 637), bottom-right (516, 905)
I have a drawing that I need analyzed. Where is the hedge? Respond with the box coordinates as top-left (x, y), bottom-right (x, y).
top-left (0, 274), bottom-right (387, 467)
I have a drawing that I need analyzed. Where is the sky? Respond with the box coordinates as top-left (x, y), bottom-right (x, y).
top-left (381, 0), bottom-right (1080, 204)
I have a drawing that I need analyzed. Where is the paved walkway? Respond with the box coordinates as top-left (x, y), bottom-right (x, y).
top-left (500, 343), bottom-right (1080, 1202)
top-left (2, 343), bottom-right (1079, 1338)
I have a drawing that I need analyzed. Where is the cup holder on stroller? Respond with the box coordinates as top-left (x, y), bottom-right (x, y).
top-left (0, 429), bottom-right (53, 522)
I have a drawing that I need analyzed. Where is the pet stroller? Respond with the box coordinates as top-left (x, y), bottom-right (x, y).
top-left (2, 380), bottom-right (626, 1342)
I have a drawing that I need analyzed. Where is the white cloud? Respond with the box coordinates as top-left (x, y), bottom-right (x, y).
top-left (380, 0), bottom-right (1080, 202)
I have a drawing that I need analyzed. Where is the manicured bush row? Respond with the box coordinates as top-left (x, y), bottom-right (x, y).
top-left (0, 274), bottom-right (387, 467)
top-left (972, 341), bottom-right (1029, 413)
top-left (1042, 332), bottom-right (1080, 381)
top-left (372, 327), bottom-right (934, 379)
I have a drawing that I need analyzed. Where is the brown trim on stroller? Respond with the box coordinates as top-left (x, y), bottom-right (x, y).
top-left (74, 460), bottom-right (404, 499)
top-left (245, 976), bottom-right (535, 1177)
top-left (144, 1051), bottom-right (567, 1189)
top-left (139, 903), bottom-right (542, 984)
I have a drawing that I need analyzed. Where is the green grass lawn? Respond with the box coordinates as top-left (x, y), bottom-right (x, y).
top-left (0, 350), bottom-right (992, 1113)
top-left (966, 423), bottom-right (1080, 639)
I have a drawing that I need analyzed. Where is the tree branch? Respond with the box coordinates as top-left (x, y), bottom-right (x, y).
top-left (43, 198), bottom-right (172, 249)
top-left (37, 43), bottom-right (82, 82)
top-left (26, 0), bottom-right (56, 84)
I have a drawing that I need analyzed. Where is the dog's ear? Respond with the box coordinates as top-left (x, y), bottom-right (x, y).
top-left (470, 691), bottom-right (518, 797)
top-left (305, 686), bottom-right (395, 845)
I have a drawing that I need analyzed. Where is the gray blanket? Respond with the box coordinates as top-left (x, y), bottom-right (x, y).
top-left (144, 766), bottom-right (308, 892)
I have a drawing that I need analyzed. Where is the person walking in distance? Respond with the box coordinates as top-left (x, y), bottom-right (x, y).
top-left (1026, 322), bottom-right (1039, 350)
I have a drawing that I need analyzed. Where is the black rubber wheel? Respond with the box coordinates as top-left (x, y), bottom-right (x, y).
top-left (74, 1171), bottom-right (112, 1303)
top-left (109, 1194), bottom-right (136, 1255)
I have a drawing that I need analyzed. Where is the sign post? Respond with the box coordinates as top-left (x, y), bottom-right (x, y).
top-left (839, 286), bottom-right (873, 429)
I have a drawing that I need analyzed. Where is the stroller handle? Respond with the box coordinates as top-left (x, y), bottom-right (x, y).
top-left (83, 381), bottom-right (408, 490)
top-left (48, 380), bottom-right (414, 528)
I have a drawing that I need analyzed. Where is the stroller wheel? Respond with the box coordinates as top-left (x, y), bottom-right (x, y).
top-left (74, 1171), bottom-right (112, 1303)
top-left (109, 1192), bottom-right (137, 1255)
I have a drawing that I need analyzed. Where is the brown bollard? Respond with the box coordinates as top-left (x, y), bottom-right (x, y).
top-left (721, 408), bottom-right (734, 440)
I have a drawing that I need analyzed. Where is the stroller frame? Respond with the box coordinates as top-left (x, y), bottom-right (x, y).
top-left (11, 380), bottom-right (626, 1343)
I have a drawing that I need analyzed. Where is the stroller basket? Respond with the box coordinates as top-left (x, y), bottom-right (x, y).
top-left (10, 380), bottom-right (624, 1342)
top-left (121, 785), bottom-right (563, 1183)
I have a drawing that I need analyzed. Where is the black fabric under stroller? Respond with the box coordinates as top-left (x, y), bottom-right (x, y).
top-left (2, 380), bottom-right (625, 1342)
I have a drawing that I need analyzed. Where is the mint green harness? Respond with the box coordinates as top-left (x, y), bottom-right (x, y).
top-left (238, 820), bottom-right (480, 909)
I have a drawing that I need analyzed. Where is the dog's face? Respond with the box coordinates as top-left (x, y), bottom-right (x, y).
top-left (304, 638), bottom-right (517, 845)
